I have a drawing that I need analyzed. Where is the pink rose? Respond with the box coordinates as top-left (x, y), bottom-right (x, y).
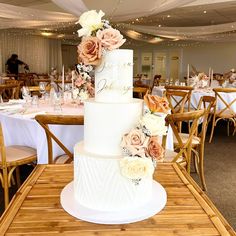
top-left (75, 75), bottom-right (86, 87)
top-left (96, 28), bottom-right (126, 50)
top-left (121, 129), bottom-right (148, 157)
top-left (78, 37), bottom-right (102, 65)
top-left (147, 136), bottom-right (164, 162)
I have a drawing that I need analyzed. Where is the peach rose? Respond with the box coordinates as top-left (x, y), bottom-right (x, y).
top-left (147, 136), bottom-right (164, 162)
top-left (75, 75), bottom-right (86, 87)
top-left (144, 94), bottom-right (169, 113)
top-left (121, 128), bottom-right (148, 157)
top-left (96, 28), bottom-right (126, 50)
top-left (78, 37), bottom-right (102, 66)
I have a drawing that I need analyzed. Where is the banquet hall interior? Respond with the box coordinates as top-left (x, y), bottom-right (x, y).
top-left (0, 0), bottom-right (236, 235)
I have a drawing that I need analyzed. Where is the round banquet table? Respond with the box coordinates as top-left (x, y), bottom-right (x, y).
top-left (0, 99), bottom-right (173, 164)
top-left (0, 100), bottom-right (84, 164)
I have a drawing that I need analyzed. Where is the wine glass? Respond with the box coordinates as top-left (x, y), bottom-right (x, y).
top-left (21, 86), bottom-right (30, 100)
top-left (39, 82), bottom-right (46, 99)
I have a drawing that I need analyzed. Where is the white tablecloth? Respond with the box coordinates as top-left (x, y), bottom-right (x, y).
top-left (0, 101), bottom-right (84, 164)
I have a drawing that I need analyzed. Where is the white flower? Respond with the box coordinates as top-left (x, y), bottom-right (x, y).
top-left (78, 90), bottom-right (89, 101)
top-left (140, 113), bottom-right (167, 136)
top-left (120, 156), bottom-right (154, 180)
top-left (77, 10), bottom-right (105, 37)
top-left (72, 88), bottom-right (79, 99)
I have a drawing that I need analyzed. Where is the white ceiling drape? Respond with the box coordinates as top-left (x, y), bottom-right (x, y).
top-left (52, 0), bottom-right (196, 21)
top-left (0, 2), bottom-right (77, 29)
top-left (123, 22), bottom-right (236, 39)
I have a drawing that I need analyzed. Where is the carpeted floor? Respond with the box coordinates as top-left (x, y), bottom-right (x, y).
top-left (0, 121), bottom-right (235, 230)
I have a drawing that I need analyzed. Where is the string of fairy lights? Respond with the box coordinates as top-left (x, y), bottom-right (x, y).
top-left (1, 1), bottom-right (236, 47)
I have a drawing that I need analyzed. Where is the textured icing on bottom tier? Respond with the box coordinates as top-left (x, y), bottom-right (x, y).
top-left (74, 143), bottom-right (153, 212)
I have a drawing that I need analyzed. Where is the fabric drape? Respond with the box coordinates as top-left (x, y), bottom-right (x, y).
top-left (0, 31), bottom-right (62, 74)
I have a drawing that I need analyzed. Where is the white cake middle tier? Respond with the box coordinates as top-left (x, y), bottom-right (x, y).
top-left (84, 98), bottom-right (143, 156)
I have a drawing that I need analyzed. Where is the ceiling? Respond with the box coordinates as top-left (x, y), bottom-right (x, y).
top-left (1, 0), bottom-right (236, 46)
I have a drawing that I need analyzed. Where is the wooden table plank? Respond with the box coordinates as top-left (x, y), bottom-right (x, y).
top-left (0, 163), bottom-right (235, 236)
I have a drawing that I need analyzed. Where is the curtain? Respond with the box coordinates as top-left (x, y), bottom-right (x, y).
top-left (0, 31), bottom-right (62, 74)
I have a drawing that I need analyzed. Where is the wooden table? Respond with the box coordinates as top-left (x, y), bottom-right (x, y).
top-left (0, 164), bottom-right (235, 235)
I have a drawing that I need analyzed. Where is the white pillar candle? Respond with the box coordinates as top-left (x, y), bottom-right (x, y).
top-left (71, 70), bottom-right (75, 91)
top-left (208, 67), bottom-right (211, 78)
top-left (62, 65), bottom-right (65, 93)
top-left (187, 64), bottom-right (190, 79)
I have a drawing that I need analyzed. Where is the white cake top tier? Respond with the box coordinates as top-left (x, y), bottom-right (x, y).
top-left (95, 49), bottom-right (133, 103)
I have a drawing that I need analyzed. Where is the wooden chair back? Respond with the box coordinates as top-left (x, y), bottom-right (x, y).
top-left (196, 96), bottom-right (216, 142)
top-left (213, 87), bottom-right (236, 117)
top-left (165, 85), bottom-right (193, 111)
top-left (133, 87), bottom-right (150, 99)
top-left (35, 115), bottom-right (84, 164)
top-left (28, 85), bottom-right (51, 96)
top-left (165, 109), bottom-right (205, 172)
top-left (0, 83), bottom-right (20, 101)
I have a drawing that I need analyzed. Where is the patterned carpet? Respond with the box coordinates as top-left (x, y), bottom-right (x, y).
top-left (0, 121), bottom-right (235, 230)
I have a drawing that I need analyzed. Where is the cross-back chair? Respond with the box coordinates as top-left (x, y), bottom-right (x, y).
top-left (165, 85), bottom-right (194, 131)
top-left (0, 123), bottom-right (37, 209)
top-left (209, 87), bottom-right (236, 143)
top-left (191, 96), bottom-right (216, 190)
top-left (35, 115), bottom-right (84, 164)
top-left (164, 110), bottom-right (205, 174)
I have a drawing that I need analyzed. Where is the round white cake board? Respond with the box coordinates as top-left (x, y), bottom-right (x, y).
top-left (60, 180), bottom-right (167, 224)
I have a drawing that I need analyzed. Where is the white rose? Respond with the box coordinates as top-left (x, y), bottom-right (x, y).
top-left (140, 113), bottom-right (167, 136)
top-left (72, 88), bottom-right (79, 99)
top-left (120, 156), bottom-right (154, 180)
top-left (79, 90), bottom-right (89, 101)
top-left (77, 10), bottom-right (105, 37)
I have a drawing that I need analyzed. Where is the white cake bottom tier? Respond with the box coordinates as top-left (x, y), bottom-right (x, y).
top-left (74, 143), bottom-right (153, 212)
top-left (84, 98), bottom-right (143, 156)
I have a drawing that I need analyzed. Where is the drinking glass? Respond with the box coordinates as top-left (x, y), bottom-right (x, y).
top-left (21, 86), bottom-right (31, 100)
top-left (54, 97), bottom-right (62, 113)
top-left (39, 82), bottom-right (46, 99)
top-left (31, 95), bottom-right (39, 108)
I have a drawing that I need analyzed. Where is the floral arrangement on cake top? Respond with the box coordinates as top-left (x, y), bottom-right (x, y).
top-left (120, 95), bottom-right (170, 185)
top-left (76, 10), bottom-right (126, 66)
top-left (73, 10), bottom-right (126, 100)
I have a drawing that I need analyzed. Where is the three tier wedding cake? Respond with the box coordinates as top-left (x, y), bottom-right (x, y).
top-left (71, 10), bottom-right (167, 215)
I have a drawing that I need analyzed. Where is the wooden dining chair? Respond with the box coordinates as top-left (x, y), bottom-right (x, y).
top-left (0, 83), bottom-right (20, 101)
top-left (0, 123), bottom-right (37, 209)
top-left (28, 85), bottom-right (51, 97)
top-left (209, 87), bottom-right (236, 143)
top-left (133, 86), bottom-right (150, 99)
top-left (35, 115), bottom-right (84, 164)
top-left (190, 96), bottom-right (216, 190)
top-left (165, 85), bottom-right (194, 112)
top-left (164, 110), bottom-right (205, 175)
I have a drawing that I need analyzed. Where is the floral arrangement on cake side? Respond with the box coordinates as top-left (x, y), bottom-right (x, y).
top-left (73, 10), bottom-right (126, 100)
top-left (120, 95), bottom-right (170, 184)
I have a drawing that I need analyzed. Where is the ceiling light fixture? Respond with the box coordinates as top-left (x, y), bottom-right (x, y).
top-left (167, 15), bottom-right (171, 18)
top-left (203, 10), bottom-right (207, 14)
top-left (41, 32), bottom-right (53, 37)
